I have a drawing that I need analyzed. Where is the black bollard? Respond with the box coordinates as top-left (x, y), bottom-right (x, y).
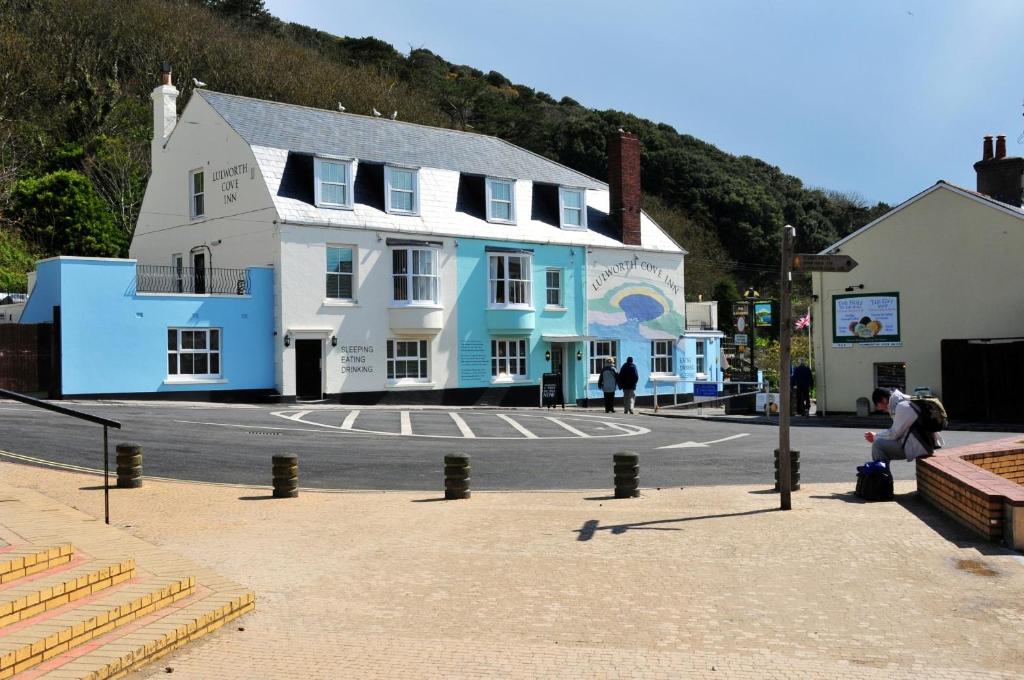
top-left (272, 453), bottom-right (298, 498)
top-left (613, 452), bottom-right (640, 498)
top-left (115, 443), bottom-right (142, 488)
top-left (444, 454), bottom-right (471, 500)
top-left (774, 449), bottom-right (801, 491)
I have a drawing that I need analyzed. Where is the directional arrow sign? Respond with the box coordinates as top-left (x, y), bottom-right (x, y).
top-left (657, 433), bottom-right (750, 449)
top-left (791, 253), bottom-right (858, 273)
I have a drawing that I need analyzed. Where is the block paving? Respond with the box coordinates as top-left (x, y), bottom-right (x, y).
top-left (1, 458), bottom-right (1023, 679)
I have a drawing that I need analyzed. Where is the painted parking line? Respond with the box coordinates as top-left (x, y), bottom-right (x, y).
top-left (449, 412), bottom-right (476, 438)
top-left (341, 410), bottom-right (360, 430)
top-left (264, 410), bottom-right (650, 440)
top-left (546, 417), bottom-right (590, 438)
top-left (497, 414), bottom-right (537, 439)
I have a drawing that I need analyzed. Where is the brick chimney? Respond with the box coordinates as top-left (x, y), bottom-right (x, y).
top-left (974, 133), bottom-right (1024, 207)
top-left (151, 61), bottom-right (179, 155)
top-left (607, 130), bottom-right (642, 246)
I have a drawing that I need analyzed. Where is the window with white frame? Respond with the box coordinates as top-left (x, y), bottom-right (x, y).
top-left (167, 328), bottom-right (221, 378)
top-left (488, 253), bottom-right (532, 306)
top-left (695, 340), bottom-right (706, 374)
top-left (385, 166), bottom-right (419, 214)
top-left (545, 269), bottom-right (562, 307)
top-left (189, 170), bottom-right (205, 218)
top-left (491, 338), bottom-right (528, 379)
top-left (651, 340), bottom-right (674, 374)
top-left (315, 158), bottom-right (353, 208)
top-left (387, 339), bottom-right (430, 382)
top-left (392, 247), bottom-right (438, 304)
top-left (589, 339), bottom-right (618, 376)
top-left (172, 253), bottom-right (184, 293)
top-left (326, 246), bottom-right (355, 300)
top-left (559, 187), bottom-right (586, 229)
top-left (486, 178), bottom-right (515, 223)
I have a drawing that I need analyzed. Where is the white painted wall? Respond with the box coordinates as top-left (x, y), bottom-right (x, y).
top-left (276, 224), bottom-right (460, 397)
top-left (131, 93), bottom-right (279, 270)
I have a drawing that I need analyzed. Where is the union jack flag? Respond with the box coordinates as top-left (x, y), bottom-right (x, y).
top-left (795, 313), bottom-right (810, 330)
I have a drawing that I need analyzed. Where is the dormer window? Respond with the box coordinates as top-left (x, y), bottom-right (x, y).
top-left (315, 157), bottom-right (354, 209)
top-left (385, 166), bottom-right (419, 215)
top-left (559, 187), bottom-right (586, 230)
top-left (486, 178), bottom-right (516, 224)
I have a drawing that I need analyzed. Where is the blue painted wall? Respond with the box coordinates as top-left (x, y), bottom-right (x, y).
top-left (584, 334), bottom-right (725, 400)
top-left (455, 242), bottom-right (586, 399)
top-left (22, 258), bottom-right (274, 395)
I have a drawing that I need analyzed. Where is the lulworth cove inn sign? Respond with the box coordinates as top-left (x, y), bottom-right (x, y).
top-left (211, 161), bottom-right (255, 206)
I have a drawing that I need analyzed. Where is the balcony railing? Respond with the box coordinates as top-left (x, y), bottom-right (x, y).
top-left (136, 265), bottom-right (250, 295)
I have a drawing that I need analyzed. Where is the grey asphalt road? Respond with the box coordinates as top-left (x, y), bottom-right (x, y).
top-left (0, 401), bottom-right (1014, 491)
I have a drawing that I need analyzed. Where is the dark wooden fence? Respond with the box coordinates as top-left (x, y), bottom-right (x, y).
top-left (0, 323), bottom-right (53, 394)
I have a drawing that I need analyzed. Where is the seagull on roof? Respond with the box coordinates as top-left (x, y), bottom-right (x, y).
top-left (390, 111), bottom-right (398, 120)
top-left (372, 107), bottom-right (382, 117)
top-left (337, 102), bottom-right (346, 112)
top-left (192, 77), bottom-right (206, 87)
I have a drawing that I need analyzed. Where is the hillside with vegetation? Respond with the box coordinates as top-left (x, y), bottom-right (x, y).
top-left (0, 0), bottom-right (890, 298)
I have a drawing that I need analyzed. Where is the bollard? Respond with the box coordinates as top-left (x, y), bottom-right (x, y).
top-left (773, 449), bottom-right (801, 491)
top-left (613, 452), bottom-right (640, 498)
top-left (272, 453), bottom-right (298, 498)
top-left (444, 454), bottom-right (471, 500)
top-left (115, 443), bottom-right (142, 488)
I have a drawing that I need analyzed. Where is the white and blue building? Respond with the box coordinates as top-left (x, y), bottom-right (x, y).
top-left (20, 67), bottom-right (722, 404)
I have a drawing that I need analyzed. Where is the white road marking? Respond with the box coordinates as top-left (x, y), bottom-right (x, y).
top-left (341, 410), bottom-right (360, 430)
top-left (263, 411), bottom-right (647, 440)
top-left (276, 410), bottom-right (311, 422)
top-left (497, 414), bottom-right (537, 438)
top-left (657, 433), bottom-right (750, 450)
top-left (449, 412), bottom-right (475, 438)
top-left (606, 422), bottom-right (644, 435)
top-left (547, 417), bottom-right (590, 438)
top-left (400, 411), bottom-right (412, 436)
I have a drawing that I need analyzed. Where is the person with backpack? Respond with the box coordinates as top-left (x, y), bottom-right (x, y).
top-left (598, 358), bottom-right (619, 413)
top-left (863, 387), bottom-right (944, 463)
top-left (617, 356), bottom-right (639, 414)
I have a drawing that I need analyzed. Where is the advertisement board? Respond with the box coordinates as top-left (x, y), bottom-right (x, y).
top-left (753, 301), bottom-right (773, 327)
top-left (832, 292), bottom-right (900, 346)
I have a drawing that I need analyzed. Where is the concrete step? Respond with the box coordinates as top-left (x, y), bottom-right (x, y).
top-left (0, 545), bottom-right (73, 585)
top-left (0, 575), bottom-right (194, 678)
top-left (0, 559), bottom-right (135, 629)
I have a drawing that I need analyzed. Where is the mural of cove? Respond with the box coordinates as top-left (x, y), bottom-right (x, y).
top-left (589, 282), bottom-right (684, 341)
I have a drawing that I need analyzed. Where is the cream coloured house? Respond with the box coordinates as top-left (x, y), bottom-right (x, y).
top-left (812, 138), bottom-right (1024, 421)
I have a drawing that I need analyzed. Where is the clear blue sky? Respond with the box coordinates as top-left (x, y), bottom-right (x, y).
top-left (263, 0), bottom-right (1024, 205)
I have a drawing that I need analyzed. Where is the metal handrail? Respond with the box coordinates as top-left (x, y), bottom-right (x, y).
top-left (136, 265), bottom-right (250, 295)
top-left (0, 388), bottom-right (121, 524)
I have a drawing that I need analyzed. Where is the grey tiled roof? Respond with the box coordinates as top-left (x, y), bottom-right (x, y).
top-left (199, 90), bottom-right (604, 189)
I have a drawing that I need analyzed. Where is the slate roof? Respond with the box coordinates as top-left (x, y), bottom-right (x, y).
top-left (198, 90), bottom-right (604, 189)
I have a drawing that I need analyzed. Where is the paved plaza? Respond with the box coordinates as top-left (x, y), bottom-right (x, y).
top-left (1, 459), bottom-right (1022, 679)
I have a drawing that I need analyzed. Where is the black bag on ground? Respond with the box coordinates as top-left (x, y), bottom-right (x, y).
top-left (855, 461), bottom-right (894, 502)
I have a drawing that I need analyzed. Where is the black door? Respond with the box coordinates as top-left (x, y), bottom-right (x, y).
top-left (295, 339), bottom-right (322, 399)
top-left (192, 252), bottom-right (206, 294)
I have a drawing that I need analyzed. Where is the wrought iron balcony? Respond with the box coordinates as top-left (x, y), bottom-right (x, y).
top-left (136, 265), bottom-right (250, 296)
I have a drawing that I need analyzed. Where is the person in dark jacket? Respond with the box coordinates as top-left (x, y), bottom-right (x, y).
top-left (792, 358), bottom-right (813, 416)
top-left (598, 358), bottom-right (618, 413)
top-left (617, 356), bottom-right (640, 414)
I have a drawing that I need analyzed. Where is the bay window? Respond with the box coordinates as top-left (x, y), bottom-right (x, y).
top-left (488, 253), bottom-right (532, 307)
top-left (392, 247), bottom-right (438, 304)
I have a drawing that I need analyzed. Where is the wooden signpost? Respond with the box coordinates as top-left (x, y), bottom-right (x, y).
top-left (778, 238), bottom-right (859, 510)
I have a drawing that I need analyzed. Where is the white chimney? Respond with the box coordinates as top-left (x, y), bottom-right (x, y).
top-left (151, 61), bottom-right (179, 154)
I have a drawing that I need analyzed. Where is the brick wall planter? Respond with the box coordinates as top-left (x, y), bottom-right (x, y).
top-left (916, 438), bottom-right (1024, 548)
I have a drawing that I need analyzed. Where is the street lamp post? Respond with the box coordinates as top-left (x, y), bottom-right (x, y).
top-left (743, 287), bottom-right (760, 378)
